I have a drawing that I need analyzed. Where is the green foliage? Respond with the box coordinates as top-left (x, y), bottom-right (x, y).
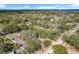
top-left (20, 23), bottom-right (29, 30)
top-left (76, 28), bottom-right (79, 34)
top-left (73, 14), bottom-right (79, 23)
top-left (25, 40), bottom-right (42, 53)
top-left (43, 40), bottom-right (51, 47)
top-left (0, 10), bottom-right (79, 54)
top-left (63, 35), bottom-right (79, 48)
top-left (0, 43), bottom-right (19, 54)
top-left (4, 38), bottom-right (12, 43)
top-left (48, 30), bottom-right (60, 40)
top-left (0, 18), bottom-right (10, 24)
top-left (32, 25), bottom-right (59, 40)
top-left (3, 23), bottom-right (21, 34)
top-left (53, 45), bottom-right (68, 54)
top-left (0, 37), bottom-right (19, 54)
top-left (58, 23), bottom-right (75, 33)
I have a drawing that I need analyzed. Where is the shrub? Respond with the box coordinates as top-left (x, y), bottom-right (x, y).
top-left (3, 23), bottom-right (21, 34)
top-left (0, 36), bottom-right (20, 54)
top-left (20, 23), bottom-right (29, 30)
top-left (43, 40), bottom-right (51, 47)
top-left (63, 35), bottom-right (79, 49)
top-left (25, 40), bottom-right (42, 53)
top-left (52, 45), bottom-right (68, 54)
top-left (4, 38), bottom-right (12, 43)
top-left (0, 42), bottom-right (19, 54)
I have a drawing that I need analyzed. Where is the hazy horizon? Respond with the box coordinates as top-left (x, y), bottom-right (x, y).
top-left (0, 4), bottom-right (79, 10)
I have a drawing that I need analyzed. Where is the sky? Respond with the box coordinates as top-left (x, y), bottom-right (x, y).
top-left (0, 4), bottom-right (79, 10)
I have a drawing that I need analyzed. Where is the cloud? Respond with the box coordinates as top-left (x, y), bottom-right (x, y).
top-left (71, 4), bottom-right (79, 6)
top-left (37, 6), bottom-right (67, 9)
top-left (9, 6), bottom-right (30, 9)
top-left (37, 6), bottom-right (55, 9)
top-left (58, 7), bottom-right (67, 9)
top-left (16, 6), bottom-right (30, 9)
top-left (0, 5), bottom-right (68, 10)
top-left (54, 6), bottom-right (67, 9)
top-left (24, 6), bottom-right (30, 8)
top-left (0, 4), bottom-right (6, 9)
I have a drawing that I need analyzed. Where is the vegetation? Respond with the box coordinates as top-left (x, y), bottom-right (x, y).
top-left (53, 45), bottom-right (68, 54)
top-left (3, 23), bottom-right (21, 34)
top-left (24, 40), bottom-right (42, 53)
top-left (0, 10), bottom-right (79, 54)
top-left (43, 40), bottom-right (51, 47)
top-left (63, 34), bottom-right (79, 49)
top-left (0, 37), bottom-right (19, 54)
top-left (32, 25), bottom-right (60, 40)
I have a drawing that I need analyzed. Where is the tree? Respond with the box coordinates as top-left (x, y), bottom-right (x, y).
top-left (43, 40), bottom-right (51, 47)
top-left (52, 45), bottom-right (68, 54)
